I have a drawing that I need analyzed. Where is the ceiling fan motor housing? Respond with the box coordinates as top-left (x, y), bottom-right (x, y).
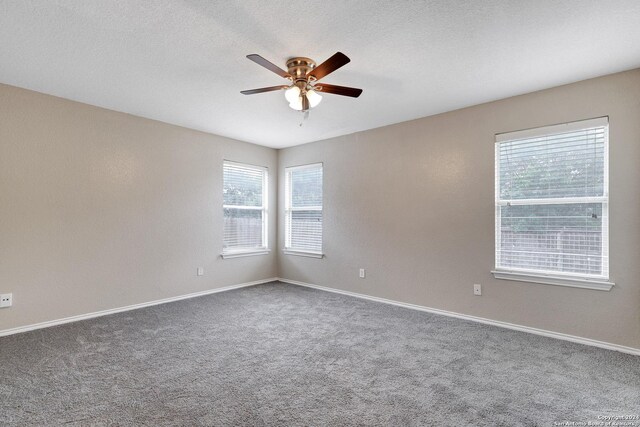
top-left (286, 57), bottom-right (316, 90)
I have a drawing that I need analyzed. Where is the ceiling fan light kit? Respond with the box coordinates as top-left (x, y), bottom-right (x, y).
top-left (241, 52), bottom-right (363, 114)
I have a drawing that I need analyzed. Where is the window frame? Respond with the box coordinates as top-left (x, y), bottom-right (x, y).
top-left (284, 162), bottom-right (324, 258)
top-left (221, 160), bottom-right (269, 259)
top-left (492, 117), bottom-right (614, 291)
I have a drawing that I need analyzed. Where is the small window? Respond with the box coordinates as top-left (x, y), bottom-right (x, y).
top-left (493, 117), bottom-right (612, 290)
top-left (284, 163), bottom-right (323, 257)
top-left (222, 161), bottom-right (268, 258)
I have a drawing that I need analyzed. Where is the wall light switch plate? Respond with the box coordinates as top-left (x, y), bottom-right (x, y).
top-left (473, 284), bottom-right (482, 296)
top-left (197, 268), bottom-right (204, 276)
top-left (0, 293), bottom-right (12, 308)
top-left (359, 268), bottom-right (366, 279)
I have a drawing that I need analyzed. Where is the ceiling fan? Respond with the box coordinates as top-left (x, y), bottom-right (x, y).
top-left (240, 52), bottom-right (362, 112)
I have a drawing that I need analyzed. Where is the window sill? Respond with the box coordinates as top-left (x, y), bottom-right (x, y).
top-left (491, 270), bottom-right (614, 291)
top-left (283, 250), bottom-right (324, 259)
top-left (221, 249), bottom-right (270, 259)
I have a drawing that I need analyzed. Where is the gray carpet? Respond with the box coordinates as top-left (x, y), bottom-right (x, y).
top-left (1, 282), bottom-right (638, 426)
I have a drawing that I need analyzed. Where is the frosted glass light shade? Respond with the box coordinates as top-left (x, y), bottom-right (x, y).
top-left (306, 90), bottom-right (322, 108)
top-left (284, 86), bottom-right (301, 103)
top-left (289, 97), bottom-right (303, 111)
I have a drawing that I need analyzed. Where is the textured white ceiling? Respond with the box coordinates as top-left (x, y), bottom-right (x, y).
top-left (1, 1), bottom-right (640, 148)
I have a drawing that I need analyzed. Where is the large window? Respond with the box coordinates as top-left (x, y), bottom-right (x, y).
top-left (222, 161), bottom-right (268, 258)
top-left (284, 163), bottom-right (323, 257)
top-left (494, 117), bottom-right (612, 290)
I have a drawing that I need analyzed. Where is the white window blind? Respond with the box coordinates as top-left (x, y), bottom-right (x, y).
top-left (285, 163), bottom-right (323, 255)
top-left (495, 117), bottom-right (609, 283)
top-left (223, 161), bottom-right (267, 254)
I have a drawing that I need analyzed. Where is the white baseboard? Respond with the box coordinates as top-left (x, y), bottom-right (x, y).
top-left (277, 278), bottom-right (640, 356)
top-left (4, 277), bottom-right (638, 356)
top-left (0, 277), bottom-right (278, 338)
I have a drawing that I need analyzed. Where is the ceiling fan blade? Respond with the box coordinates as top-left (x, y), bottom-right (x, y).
top-left (308, 52), bottom-right (350, 81)
top-left (246, 54), bottom-right (290, 78)
top-left (240, 85), bottom-right (289, 95)
top-left (315, 83), bottom-right (362, 98)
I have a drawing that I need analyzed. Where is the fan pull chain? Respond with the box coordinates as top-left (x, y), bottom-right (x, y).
top-left (299, 110), bottom-right (309, 127)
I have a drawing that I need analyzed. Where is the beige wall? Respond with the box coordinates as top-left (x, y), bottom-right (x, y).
top-left (0, 84), bottom-right (278, 331)
top-left (2, 70), bottom-right (639, 349)
top-left (278, 69), bottom-right (640, 349)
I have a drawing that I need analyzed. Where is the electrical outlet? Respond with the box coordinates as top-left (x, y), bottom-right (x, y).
top-left (359, 268), bottom-right (365, 279)
top-left (197, 267), bottom-right (204, 276)
top-left (0, 293), bottom-right (12, 308)
top-left (473, 284), bottom-right (482, 296)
